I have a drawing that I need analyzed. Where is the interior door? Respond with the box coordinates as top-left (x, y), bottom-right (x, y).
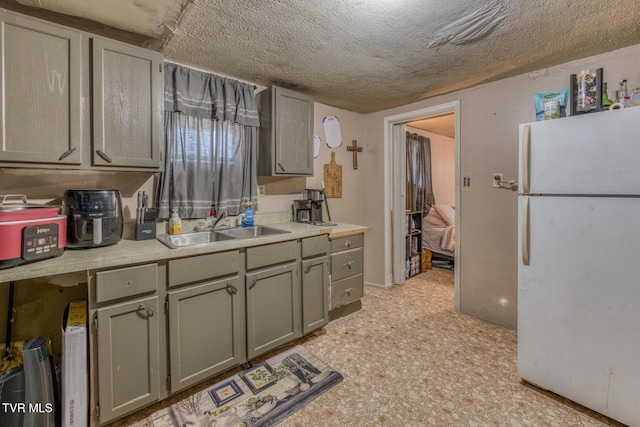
top-left (518, 195), bottom-right (640, 425)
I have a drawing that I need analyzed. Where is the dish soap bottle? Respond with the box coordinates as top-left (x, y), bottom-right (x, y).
top-left (169, 208), bottom-right (182, 234)
top-left (241, 201), bottom-right (254, 228)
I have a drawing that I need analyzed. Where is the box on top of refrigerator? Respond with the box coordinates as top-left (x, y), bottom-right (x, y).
top-left (62, 300), bottom-right (87, 427)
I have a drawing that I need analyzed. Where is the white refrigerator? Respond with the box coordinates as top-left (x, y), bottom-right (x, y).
top-left (518, 106), bottom-right (640, 426)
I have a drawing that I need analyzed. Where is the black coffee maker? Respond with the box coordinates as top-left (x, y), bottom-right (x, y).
top-left (293, 199), bottom-right (312, 223)
top-left (292, 189), bottom-right (325, 224)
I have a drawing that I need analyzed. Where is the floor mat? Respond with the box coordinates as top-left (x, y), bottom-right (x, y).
top-left (145, 345), bottom-right (343, 427)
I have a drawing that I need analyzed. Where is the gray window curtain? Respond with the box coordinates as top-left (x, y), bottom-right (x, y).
top-left (406, 132), bottom-right (435, 213)
top-left (157, 63), bottom-right (259, 218)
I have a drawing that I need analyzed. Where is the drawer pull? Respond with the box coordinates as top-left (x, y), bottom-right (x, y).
top-left (249, 278), bottom-right (258, 289)
top-left (343, 288), bottom-right (353, 296)
top-left (304, 264), bottom-right (313, 274)
top-left (58, 147), bottom-right (77, 161)
top-left (137, 303), bottom-right (155, 316)
top-left (345, 240), bottom-right (351, 248)
top-left (343, 261), bottom-right (354, 269)
top-left (226, 283), bottom-right (238, 294)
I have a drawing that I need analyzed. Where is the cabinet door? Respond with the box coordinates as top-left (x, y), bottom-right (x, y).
top-left (274, 86), bottom-right (314, 175)
top-left (246, 263), bottom-right (300, 359)
top-left (302, 256), bottom-right (329, 334)
top-left (96, 296), bottom-right (159, 424)
top-left (0, 12), bottom-right (82, 165)
top-left (92, 38), bottom-right (163, 168)
top-left (168, 277), bottom-right (245, 393)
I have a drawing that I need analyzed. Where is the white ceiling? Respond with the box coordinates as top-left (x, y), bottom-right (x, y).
top-left (6, 0), bottom-right (640, 113)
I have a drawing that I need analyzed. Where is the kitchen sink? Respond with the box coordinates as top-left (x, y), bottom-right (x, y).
top-left (157, 231), bottom-right (236, 249)
top-left (217, 225), bottom-right (290, 239)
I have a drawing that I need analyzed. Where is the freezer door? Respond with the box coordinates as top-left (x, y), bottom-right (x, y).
top-left (519, 107), bottom-right (640, 195)
top-left (518, 195), bottom-right (640, 426)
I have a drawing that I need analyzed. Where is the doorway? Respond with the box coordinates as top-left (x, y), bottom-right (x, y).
top-left (384, 101), bottom-right (461, 310)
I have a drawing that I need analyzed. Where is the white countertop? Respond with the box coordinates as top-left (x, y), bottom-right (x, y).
top-left (0, 222), bottom-right (370, 283)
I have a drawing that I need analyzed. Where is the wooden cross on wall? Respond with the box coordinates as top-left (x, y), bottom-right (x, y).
top-left (347, 140), bottom-right (363, 169)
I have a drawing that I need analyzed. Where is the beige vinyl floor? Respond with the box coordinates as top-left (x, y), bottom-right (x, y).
top-left (112, 268), bottom-right (625, 427)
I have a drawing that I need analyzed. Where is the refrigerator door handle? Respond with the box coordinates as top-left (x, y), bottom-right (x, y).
top-left (522, 124), bottom-right (531, 194)
top-left (521, 195), bottom-right (530, 265)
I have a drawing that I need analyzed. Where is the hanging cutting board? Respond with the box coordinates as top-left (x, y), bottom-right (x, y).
top-left (323, 151), bottom-right (342, 198)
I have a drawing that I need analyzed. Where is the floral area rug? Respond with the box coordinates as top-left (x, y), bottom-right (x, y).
top-left (146, 346), bottom-right (342, 427)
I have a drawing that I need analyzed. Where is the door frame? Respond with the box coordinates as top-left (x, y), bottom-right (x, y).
top-left (383, 100), bottom-right (461, 310)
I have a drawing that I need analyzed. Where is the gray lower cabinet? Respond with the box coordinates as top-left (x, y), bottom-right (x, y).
top-left (96, 296), bottom-right (160, 424)
top-left (91, 263), bottom-right (161, 425)
top-left (166, 250), bottom-right (244, 393)
top-left (330, 234), bottom-right (365, 309)
top-left (301, 236), bottom-right (329, 333)
top-left (167, 277), bottom-right (245, 393)
top-left (246, 260), bottom-right (301, 359)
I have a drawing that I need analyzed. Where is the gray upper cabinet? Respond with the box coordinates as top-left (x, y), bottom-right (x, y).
top-left (257, 86), bottom-right (314, 176)
top-left (0, 12), bottom-right (83, 165)
top-left (0, 10), bottom-right (163, 170)
top-left (92, 38), bottom-right (163, 168)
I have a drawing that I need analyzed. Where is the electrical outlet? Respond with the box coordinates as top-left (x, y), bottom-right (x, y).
top-left (258, 185), bottom-right (266, 196)
top-left (492, 173), bottom-right (503, 188)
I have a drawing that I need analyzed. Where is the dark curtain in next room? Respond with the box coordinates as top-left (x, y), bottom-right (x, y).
top-left (406, 131), bottom-right (435, 213)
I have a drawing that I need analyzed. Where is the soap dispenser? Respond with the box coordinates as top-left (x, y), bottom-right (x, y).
top-left (241, 201), bottom-right (254, 228)
top-left (169, 208), bottom-right (182, 234)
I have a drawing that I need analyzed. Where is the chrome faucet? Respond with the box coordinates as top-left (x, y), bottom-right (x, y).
top-left (211, 211), bottom-right (228, 229)
top-left (195, 211), bottom-right (228, 232)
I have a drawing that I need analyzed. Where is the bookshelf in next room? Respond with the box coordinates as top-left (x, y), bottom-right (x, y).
top-left (405, 211), bottom-right (422, 278)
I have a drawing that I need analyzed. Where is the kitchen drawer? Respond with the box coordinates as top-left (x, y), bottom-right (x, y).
top-left (168, 250), bottom-right (239, 288)
top-left (246, 240), bottom-right (297, 270)
top-left (96, 263), bottom-right (158, 303)
top-left (330, 234), bottom-right (363, 253)
top-left (302, 235), bottom-right (329, 259)
top-left (331, 274), bottom-right (363, 309)
top-left (330, 248), bottom-right (363, 281)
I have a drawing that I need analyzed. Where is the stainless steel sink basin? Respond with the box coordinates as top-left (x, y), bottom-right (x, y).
top-left (157, 231), bottom-right (236, 249)
top-left (217, 225), bottom-right (290, 239)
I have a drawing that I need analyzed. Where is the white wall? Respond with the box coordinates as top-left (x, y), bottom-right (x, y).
top-left (363, 43), bottom-right (640, 329)
top-left (406, 127), bottom-right (455, 206)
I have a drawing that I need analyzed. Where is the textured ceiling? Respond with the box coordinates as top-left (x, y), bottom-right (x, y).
top-left (7, 0), bottom-right (640, 113)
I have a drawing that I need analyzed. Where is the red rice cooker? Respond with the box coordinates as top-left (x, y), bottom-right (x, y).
top-left (0, 194), bottom-right (67, 270)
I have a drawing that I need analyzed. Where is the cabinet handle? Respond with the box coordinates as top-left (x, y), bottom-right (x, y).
top-left (95, 149), bottom-right (113, 163)
top-left (343, 261), bottom-right (354, 269)
top-left (137, 303), bottom-right (155, 316)
top-left (277, 162), bottom-right (285, 171)
top-left (343, 288), bottom-right (352, 296)
top-left (249, 278), bottom-right (258, 289)
top-left (345, 240), bottom-right (351, 248)
top-left (226, 283), bottom-right (238, 294)
top-left (58, 147), bottom-right (77, 161)
top-left (304, 264), bottom-right (313, 274)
